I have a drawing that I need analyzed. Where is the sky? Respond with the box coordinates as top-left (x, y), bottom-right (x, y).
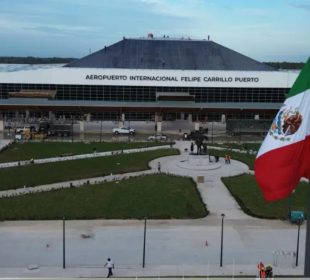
top-left (0, 0), bottom-right (309, 62)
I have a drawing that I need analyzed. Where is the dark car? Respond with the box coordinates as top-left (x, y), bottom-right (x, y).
top-left (183, 131), bottom-right (208, 141)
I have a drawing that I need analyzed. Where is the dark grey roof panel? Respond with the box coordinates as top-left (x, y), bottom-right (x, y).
top-left (65, 38), bottom-right (274, 71)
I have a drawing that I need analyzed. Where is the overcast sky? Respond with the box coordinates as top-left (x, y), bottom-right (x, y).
top-left (0, 0), bottom-right (309, 62)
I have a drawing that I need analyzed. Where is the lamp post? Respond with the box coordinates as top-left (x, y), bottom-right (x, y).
top-left (62, 217), bottom-right (66, 269)
top-left (288, 190), bottom-right (296, 219)
top-left (142, 215), bottom-right (147, 268)
top-left (220, 213), bottom-right (225, 267)
top-left (304, 191), bottom-right (310, 276)
top-left (71, 117), bottom-right (74, 143)
top-left (100, 119), bottom-right (103, 142)
top-left (296, 219), bottom-right (302, 267)
top-left (211, 121), bottom-right (214, 144)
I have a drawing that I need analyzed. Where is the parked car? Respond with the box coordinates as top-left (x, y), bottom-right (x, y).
top-left (147, 134), bottom-right (168, 141)
top-left (112, 127), bottom-right (135, 135)
top-left (183, 130), bottom-right (208, 141)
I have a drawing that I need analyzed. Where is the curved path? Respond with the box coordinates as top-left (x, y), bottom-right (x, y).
top-left (149, 141), bottom-right (252, 220)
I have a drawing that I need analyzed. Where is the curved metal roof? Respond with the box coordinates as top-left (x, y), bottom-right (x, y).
top-left (65, 38), bottom-right (274, 71)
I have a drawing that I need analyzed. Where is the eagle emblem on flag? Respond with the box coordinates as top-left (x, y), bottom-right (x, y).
top-left (270, 106), bottom-right (303, 140)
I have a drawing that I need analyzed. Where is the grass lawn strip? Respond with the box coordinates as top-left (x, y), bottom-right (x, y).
top-left (0, 174), bottom-right (208, 220)
top-left (222, 174), bottom-right (309, 219)
top-left (0, 145), bottom-right (172, 169)
top-left (0, 149), bottom-right (179, 191)
top-left (0, 169), bottom-right (155, 198)
top-left (0, 141), bottom-right (170, 163)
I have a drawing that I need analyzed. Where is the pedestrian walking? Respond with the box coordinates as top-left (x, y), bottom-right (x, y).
top-left (157, 161), bottom-right (161, 172)
top-left (265, 264), bottom-right (273, 278)
top-left (104, 258), bottom-right (114, 278)
top-left (225, 155), bottom-right (228, 164)
top-left (257, 261), bottom-right (265, 278)
top-left (190, 142), bottom-right (194, 153)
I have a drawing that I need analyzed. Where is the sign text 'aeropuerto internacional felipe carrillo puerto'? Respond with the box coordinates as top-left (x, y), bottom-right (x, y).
top-left (85, 74), bottom-right (259, 83)
top-left (0, 68), bottom-right (298, 88)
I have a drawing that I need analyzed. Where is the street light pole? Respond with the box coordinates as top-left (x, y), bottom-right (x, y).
top-left (304, 188), bottom-right (310, 276)
top-left (100, 119), bottom-right (103, 142)
top-left (296, 219), bottom-right (301, 267)
top-left (142, 215), bottom-right (147, 268)
top-left (71, 117), bottom-right (74, 143)
top-left (211, 121), bottom-right (214, 144)
top-left (62, 217), bottom-right (66, 269)
top-left (288, 190), bottom-right (296, 219)
top-left (220, 213), bottom-right (225, 267)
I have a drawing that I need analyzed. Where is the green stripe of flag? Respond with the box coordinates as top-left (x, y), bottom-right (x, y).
top-left (288, 57), bottom-right (310, 97)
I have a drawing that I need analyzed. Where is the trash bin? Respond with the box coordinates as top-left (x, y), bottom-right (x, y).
top-left (289, 211), bottom-right (304, 224)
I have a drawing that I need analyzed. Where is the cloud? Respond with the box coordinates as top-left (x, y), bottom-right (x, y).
top-left (290, 2), bottom-right (310, 12)
top-left (24, 25), bottom-right (97, 37)
top-left (233, 8), bottom-right (271, 17)
top-left (138, 0), bottom-right (206, 19)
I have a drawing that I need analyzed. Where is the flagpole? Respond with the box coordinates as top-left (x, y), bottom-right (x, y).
top-left (304, 183), bottom-right (310, 276)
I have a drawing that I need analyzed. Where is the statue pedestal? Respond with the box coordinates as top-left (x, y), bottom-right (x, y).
top-left (177, 155), bottom-right (221, 171)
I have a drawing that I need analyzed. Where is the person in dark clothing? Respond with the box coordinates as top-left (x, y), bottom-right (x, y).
top-left (104, 258), bottom-right (114, 278)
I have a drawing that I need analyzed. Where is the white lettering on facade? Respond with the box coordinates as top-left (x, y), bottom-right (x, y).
top-left (235, 77), bottom-right (259, 82)
top-left (85, 75), bottom-right (127, 80)
top-left (85, 74), bottom-right (260, 83)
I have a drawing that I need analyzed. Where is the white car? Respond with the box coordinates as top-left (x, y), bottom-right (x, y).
top-left (147, 134), bottom-right (168, 141)
top-left (113, 127), bottom-right (135, 135)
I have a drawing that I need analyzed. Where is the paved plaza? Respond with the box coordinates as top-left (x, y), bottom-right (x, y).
top-left (0, 141), bottom-right (306, 278)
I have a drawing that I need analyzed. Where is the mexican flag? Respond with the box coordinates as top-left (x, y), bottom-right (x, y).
top-left (255, 57), bottom-right (310, 201)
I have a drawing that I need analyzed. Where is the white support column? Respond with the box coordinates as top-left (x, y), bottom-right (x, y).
top-left (157, 122), bottom-right (162, 133)
top-left (194, 122), bottom-right (200, 131)
top-left (221, 114), bottom-right (226, 124)
top-left (79, 121), bottom-right (85, 133)
top-left (86, 113), bottom-right (91, 122)
top-left (119, 113), bottom-right (125, 127)
top-left (25, 110), bottom-right (29, 122)
top-left (188, 114), bottom-right (192, 123)
top-left (155, 112), bottom-right (162, 133)
top-left (0, 120), bottom-right (3, 132)
top-left (49, 111), bottom-right (54, 122)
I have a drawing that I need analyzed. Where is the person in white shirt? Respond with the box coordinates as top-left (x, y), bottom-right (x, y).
top-left (104, 258), bottom-right (114, 278)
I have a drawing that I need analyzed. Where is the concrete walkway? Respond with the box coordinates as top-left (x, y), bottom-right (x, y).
top-left (0, 139), bottom-right (10, 151)
top-left (149, 141), bottom-right (252, 220)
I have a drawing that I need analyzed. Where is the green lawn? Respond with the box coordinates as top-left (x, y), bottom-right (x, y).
top-left (0, 141), bottom-right (170, 163)
top-left (0, 149), bottom-right (179, 190)
top-left (0, 174), bottom-right (208, 220)
top-left (222, 174), bottom-right (309, 219)
top-left (209, 149), bottom-right (256, 169)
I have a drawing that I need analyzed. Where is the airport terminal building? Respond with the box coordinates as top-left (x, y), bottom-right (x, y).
top-left (0, 35), bottom-right (298, 132)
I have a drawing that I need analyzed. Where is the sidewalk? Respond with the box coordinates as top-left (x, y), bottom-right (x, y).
top-left (0, 263), bottom-right (304, 278)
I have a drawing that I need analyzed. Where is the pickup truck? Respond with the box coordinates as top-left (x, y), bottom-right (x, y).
top-left (112, 127), bottom-right (135, 135)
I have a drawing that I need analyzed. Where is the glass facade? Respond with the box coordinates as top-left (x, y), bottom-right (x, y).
top-left (0, 83), bottom-right (289, 103)
top-left (0, 83), bottom-right (287, 122)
